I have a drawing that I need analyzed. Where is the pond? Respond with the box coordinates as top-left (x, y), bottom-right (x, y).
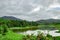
top-left (17, 30), bottom-right (60, 37)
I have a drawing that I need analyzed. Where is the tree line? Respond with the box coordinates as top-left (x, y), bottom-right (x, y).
top-left (0, 18), bottom-right (39, 27)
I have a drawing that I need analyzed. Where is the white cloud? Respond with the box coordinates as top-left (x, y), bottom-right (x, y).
top-left (51, 16), bottom-right (59, 19)
top-left (32, 6), bottom-right (41, 12)
top-left (47, 0), bottom-right (60, 11)
top-left (0, 0), bottom-right (60, 21)
top-left (28, 5), bottom-right (43, 14)
top-left (49, 3), bottom-right (60, 8)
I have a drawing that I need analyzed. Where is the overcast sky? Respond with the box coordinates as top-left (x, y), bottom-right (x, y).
top-left (0, 0), bottom-right (60, 21)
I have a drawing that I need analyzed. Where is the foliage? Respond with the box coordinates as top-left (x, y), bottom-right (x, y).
top-left (56, 30), bottom-right (60, 33)
top-left (0, 18), bottom-right (39, 27)
top-left (0, 30), bottom-right (60, 40)
top-left (0, 24), bottom-right (8, 35)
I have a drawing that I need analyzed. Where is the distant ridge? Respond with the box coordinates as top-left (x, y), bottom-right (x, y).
top-left (36, 19), bottom-right (60, 24)
top-left (0, 16), bottom-right (21, 20)
top-left (0, 16), bottom-right (60, 23)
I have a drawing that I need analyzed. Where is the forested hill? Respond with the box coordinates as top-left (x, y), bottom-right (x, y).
top-left (36, 19), bottom-right (60, 24)
top-left (0, 16), bottom-right (39, 27)
top-left (0, 16), bottom-right (60, 27)
top-left (1, 16), bottom-right (21, 20)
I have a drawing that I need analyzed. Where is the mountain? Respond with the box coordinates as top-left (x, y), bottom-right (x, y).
top-left (0, 16), bottom-right (39, 27)
top-left (36, 19), bottom-right (60, 24)
top-left (0, 16), bottom-right (60, 24)
top-left (0, 16), bottom-right (21, 20)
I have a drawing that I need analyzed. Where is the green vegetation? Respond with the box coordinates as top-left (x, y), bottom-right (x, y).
top-left (0, 31), bottom-right (25, 40)
top-left (0, 30), bottom-right (60, 40)
top-left (0, 18), bottom-right (60, 40)
top-left (56, 30), bottom-right (60, 33)
top-left (0, 18), bottom-right (39, 28)
top-left (0, 18), bottom-right (60, 30)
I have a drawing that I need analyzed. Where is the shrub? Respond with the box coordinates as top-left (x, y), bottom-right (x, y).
top-left (0, 24), bottom-right (8, 35)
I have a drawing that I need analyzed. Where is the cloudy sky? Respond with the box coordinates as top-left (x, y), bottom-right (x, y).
top-left (0, 0), bottom-right (60, 21)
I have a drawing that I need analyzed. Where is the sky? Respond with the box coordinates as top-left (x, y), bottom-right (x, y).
top-left (0, 0), bottom-right (60, 21)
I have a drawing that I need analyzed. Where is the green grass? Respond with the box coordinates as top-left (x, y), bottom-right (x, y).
top-left (53, 37), bottom-right (60, 40)
top-left (0, 30), bottom-right (37, 40)
top-left (0, 31), bottom-right (25, 40)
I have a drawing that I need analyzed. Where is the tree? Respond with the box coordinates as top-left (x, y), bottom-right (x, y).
top-left (0, 24), bottom-right (8, 35)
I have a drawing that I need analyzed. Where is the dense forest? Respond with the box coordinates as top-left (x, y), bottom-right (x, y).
top-left (0, 18), bottom-right (39, 28)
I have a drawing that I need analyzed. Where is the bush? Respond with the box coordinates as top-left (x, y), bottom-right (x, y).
top-left (0, 24), bottom-right (8, 35)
